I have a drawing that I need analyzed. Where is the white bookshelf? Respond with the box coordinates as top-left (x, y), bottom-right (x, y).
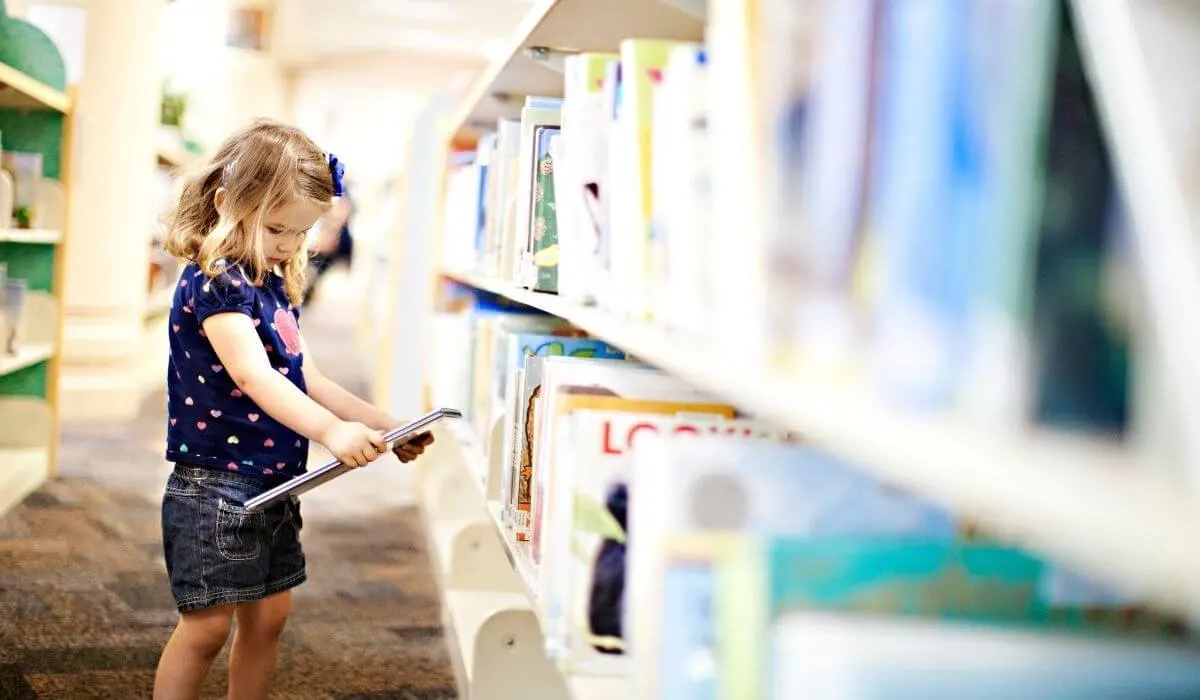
top-left (401, 0), bottom-right (1200, 697)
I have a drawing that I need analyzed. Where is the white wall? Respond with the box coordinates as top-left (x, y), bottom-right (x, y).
top-left (160, 0), bottom-right (288, 149)
top-left (288, 52), bottom-right (480, 187)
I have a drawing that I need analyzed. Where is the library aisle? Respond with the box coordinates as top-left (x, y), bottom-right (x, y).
top-left (0, 277), bottom-right (456, 698)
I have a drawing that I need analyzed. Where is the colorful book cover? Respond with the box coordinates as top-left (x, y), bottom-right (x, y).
top-left (496, 334), bottom-right (625, 520)
top-left (543, 411), bottom-right (779, 678)
top-left (516, 355), bottom-right (710, 542)
top-left (718, 538), bottom-right (1049, 700)
top-left (625, 435), bottom-right (956, 700)
top-left (611, 39), bottom-right (689, 320)
top-left (531, 125), bottom-right (562, 292)
top-left (513, 105), bottom-right (562, 288)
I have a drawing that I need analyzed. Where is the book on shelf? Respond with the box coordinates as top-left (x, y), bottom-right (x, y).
top-left (434, 0), bottom-right (1146, 448)
top-left (771, 612), bottom-right (1200, 700)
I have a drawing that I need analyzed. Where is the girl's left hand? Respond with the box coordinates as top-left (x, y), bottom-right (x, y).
top-left (393, 431), bottom-right (434, 463)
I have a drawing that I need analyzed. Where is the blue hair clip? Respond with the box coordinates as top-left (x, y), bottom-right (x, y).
top-left (327, 152), bottom-right (345, 197)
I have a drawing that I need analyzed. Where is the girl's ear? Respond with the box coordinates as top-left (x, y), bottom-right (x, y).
top-left (213, 187), bottom-right (227, 215)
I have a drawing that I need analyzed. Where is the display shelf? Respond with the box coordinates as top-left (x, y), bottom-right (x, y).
top-left (444, 0), bottom-right (705, 137)
top-left (0, 228), bottom-right (61, 244)
top-left (0, 342), bottom-right (55, 379)
top-left (0, 61), bottom-right (70, 113)
top-left (0, 396), bottom-right (53, 518)
top-left (420, 423), bottom-right (631, 699)
top-left (439, 270), bottom-right (1200, 620)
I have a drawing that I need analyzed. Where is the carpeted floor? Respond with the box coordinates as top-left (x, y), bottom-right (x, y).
top-left (0, 274), bottom-right (457, 699)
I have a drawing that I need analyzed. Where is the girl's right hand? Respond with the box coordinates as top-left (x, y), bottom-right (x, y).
top-left (320, 420), bottom-right (388, 468)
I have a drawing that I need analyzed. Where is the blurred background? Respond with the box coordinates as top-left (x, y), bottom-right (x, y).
top-left (3, 0), bottom-right (1200, 698)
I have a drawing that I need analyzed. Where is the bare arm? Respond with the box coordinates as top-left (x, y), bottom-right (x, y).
top-left (203, 312), bottom-right (387, 466)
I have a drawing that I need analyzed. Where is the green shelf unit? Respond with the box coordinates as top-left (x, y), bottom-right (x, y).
top-left (0, 2), bottom-right (70, 489)
top-left (0, 361), bottom-right (46, 397)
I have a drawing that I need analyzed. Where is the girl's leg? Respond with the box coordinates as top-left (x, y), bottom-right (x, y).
top-left (153, 604), bottom-right (236, 700)
top-left (228, 589), bottom-right (294, 700)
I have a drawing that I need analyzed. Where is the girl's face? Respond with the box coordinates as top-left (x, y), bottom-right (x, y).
top-left (261, 196), bottom-right (326, 267)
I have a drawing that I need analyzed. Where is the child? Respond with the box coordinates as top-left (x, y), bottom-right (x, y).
top-left (153, 119), bottom-right (433, 700)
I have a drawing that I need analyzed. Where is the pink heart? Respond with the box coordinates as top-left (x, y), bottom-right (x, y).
top-left (170, 418), bottom-right (177, 426)
top-left (211, 365), bottom-right (223, 373)
top-left (248, 413), bottom-right (260, 422)
top-left (172, 324), bottom-right (180, 333)
top-left (277, 462), bottom-right (287, 469)
top-left (185, 397), bottom-right (194, 406)
top-left (227, 462), bottom-right (239, 471)
top-left (231, 279), bottom-right (242, 287)
top-left (279, 367), bottom-right (289, 376)
top-left (183, 305), bottom-right (193, 314)
top-left (264, 345), bottom-right (273, 353)
top-left (179, 279), bottom-right (188, 287)
top-left (263, 439), bottom-right (275, 447)
top-left (263, 468), bottom-right (274, 475)
top-left (210, 409), bottom-right (222, 418)
top-left (231, 389), bottom-right (243, 398)
top-left (196, 421), bottom-right (207, 430)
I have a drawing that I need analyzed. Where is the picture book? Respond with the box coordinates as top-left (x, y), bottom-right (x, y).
top-left (512, 103), bottom-right (562, 286)
top-left (495, 335), bottom-right (625, 521)
top-left (542, 411), bottom-right (784, 678)
top-left (526, 356), bottom-right (721, 549)
top-left (530, 125), bottom-right (562, 292)
top-left (624, 434), bottom-right (956, 700)
top-left (610, 38), bottom-right (690, 320)
top-left (558, 52), bottom-right (619, 307)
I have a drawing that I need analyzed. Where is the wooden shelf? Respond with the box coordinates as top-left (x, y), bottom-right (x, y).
top-left (0, 62), bottom-right (70, 113)
top-left (0, 342), bottom-right (54, 379)
top-left (424, 426), bottom-right (630, 700)
top-left (440, 270), bottom-right (1200, 620)
top-left (0, 228), bottom-right (62, 244)
top-left (444, 0), bottom-right (705, 137)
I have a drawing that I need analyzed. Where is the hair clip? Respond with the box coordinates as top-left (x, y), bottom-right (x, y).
top-left (327, 152), bottom-right (345, 197)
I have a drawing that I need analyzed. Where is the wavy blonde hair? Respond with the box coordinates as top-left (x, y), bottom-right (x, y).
top-left (163, 119), bottom-right (334, 304)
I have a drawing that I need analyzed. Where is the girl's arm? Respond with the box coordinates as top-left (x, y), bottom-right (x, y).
top-left (204, 312), bottom-right (388, 467)
top-left (301, 335), bottom-right (432, 462)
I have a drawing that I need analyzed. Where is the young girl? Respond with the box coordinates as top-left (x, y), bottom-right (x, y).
top-left (153, 119), bottom-right (433, 700)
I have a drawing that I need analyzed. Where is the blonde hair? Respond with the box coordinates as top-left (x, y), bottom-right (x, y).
top-left (163, 119), bottom-right (334, 304)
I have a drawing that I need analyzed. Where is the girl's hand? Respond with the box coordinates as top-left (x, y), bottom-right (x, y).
top-left (392, 431), bottom-right (434, 463)
top-left (320, 420), bottom-right (387, 468)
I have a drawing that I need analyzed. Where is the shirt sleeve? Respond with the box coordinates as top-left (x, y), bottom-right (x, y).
top-left (192, 268), bottom-right (255, 324)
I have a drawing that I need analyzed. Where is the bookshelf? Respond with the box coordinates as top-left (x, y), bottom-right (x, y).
top-left (401, 0), bottom-right (1200, 697)
top-left (0, 19), bottom-right (73, 520)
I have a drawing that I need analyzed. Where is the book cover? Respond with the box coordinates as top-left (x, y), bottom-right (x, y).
top-left (543, 411), bottom-right (778, 679)
top-left (558, 52), bottom-right (619, 307)
top-left (531, 125), bottom-right (562, 292)
top-left (513, 105), bottom-right (563, 288)
top-left (610, 39), bottom-right (690, 320)
top-left (624, 435), bottom-right (955, 700)
top-left (495, 334), bottom-right (625, 522)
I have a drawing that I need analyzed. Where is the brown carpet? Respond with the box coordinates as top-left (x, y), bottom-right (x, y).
top-left (0, 279), bottom-right (457, 699)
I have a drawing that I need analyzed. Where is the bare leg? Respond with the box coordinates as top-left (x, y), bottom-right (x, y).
top-left (228, 590), bottom-right (293, 700)
top-left (154, 605), bottom-right (235, 700)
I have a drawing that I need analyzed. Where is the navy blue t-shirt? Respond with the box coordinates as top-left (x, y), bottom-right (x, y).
top-left (165, 262), bottom-right (309, 478)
